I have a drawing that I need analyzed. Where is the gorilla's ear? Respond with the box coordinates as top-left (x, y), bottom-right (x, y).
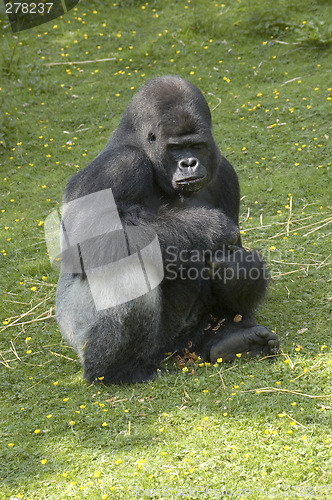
top-left (148, 132), bottom-right (156, 143)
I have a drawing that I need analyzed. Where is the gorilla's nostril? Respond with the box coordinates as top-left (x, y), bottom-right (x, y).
top-left (179, 157), bottom-right (199, 169)
top-left (188, 157), bottom-right (199, 167)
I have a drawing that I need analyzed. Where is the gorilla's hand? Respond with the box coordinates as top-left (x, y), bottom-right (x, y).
top-left (205, 245), bottom-right (248, 279)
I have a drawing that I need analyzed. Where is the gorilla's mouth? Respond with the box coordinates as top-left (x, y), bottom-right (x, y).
top-left (176, 176), bottom-right (206, 185)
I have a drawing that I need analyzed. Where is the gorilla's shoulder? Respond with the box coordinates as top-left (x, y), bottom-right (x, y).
top-left (64, 144), bottom-right (153, 203)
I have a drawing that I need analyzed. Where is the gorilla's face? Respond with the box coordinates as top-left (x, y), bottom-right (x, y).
top-left (147, 115), bottom-right (217, 196)
top-left (166, 136), bottom-right (210, 193)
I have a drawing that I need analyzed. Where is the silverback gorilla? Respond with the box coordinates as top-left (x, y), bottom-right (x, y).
top-left (56, 75), bottom-right (279, 384)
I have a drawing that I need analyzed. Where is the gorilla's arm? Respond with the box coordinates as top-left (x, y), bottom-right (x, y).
top-left (201, 157), bottom-right (269, 315)
top-left (122, 205), bottom-right (239, 256)
top-left (65, 147), bottom-right (240, 262)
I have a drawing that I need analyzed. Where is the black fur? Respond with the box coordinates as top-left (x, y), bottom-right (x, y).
top-left (56, 76), bottom-right (279, 384)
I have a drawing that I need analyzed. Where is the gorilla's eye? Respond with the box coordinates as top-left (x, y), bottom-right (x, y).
top-left (192, 143), bottom-right (205, 150)
top-left (148, 132), bottom-right (156, 143)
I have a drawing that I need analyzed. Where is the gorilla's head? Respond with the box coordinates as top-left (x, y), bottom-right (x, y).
top-left (116, 76), bottom-right (221, 195)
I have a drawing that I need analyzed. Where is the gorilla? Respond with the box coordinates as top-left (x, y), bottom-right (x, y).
top-left (56, 75), bottom-right (279, 384)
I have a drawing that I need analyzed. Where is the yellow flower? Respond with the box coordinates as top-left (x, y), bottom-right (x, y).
top-left (41, 459), bottom-right (47, 464)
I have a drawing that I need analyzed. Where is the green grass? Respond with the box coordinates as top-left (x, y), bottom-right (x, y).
top-left (0, 0), bottom-right (331, 498)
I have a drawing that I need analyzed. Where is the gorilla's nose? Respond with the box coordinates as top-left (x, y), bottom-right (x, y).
top-left (178, 157), bottom-right (200, 170)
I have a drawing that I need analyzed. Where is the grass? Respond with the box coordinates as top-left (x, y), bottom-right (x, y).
top-left (0, 0), bottom-right (331, 498)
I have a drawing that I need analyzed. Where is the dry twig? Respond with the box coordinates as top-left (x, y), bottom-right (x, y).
top-left (44, 57), bottom-right (116, 66)
top-left (241, 387), bottom-right (332, 399)
top-left (0, 296), bottom-right (52, 333)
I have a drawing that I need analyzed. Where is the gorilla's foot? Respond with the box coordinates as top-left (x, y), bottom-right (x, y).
top-left (210, 325), bottom-right (279, 363)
